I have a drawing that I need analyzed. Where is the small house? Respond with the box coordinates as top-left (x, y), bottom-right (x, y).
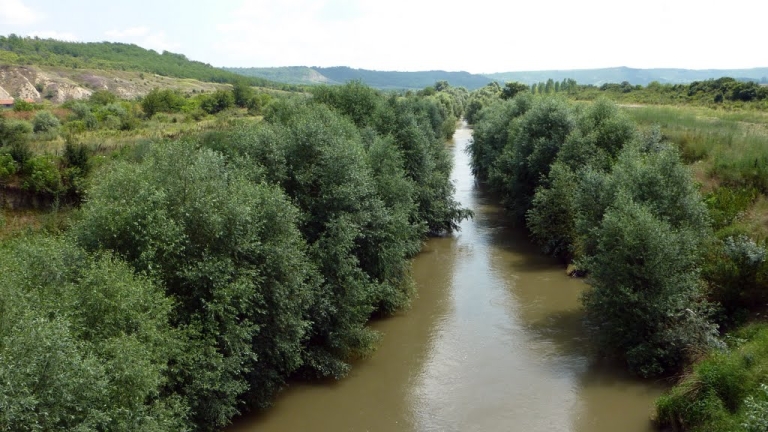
top-left (0, 98), bottom-right (14, 108)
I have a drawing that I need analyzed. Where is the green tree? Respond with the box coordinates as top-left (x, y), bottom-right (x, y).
top-left (89, 89), bottom-right (117, 105)
top-left (232, 79), bottom-right (254, 108)
top-left (141, 88), bottom-right (185, 117)
top-left (199, 89), bottom-right (234, 114)
top-left (491, 97), bottom-right (575, 222)
top-left (74, 143), bottom-right (315, 429)
top-left (0, 236), bottom-right (186, 431)
top-left (582, 196), bottom-right (718, 377)
top-left (32, 110), bottom-right (60, 133)
top-left (0, 117), bottom-right (33, 165)
top-left (501, 82), bottom-right (529, 100)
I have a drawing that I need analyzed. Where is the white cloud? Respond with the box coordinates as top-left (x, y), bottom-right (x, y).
top-left (211, 0), bottom-right (768, 73)
top-left (0, 0), bottom-right (40, 26)
top-left (28, 30), bottom-right (78, 41)
top-left (104, 26), bottom-right (181, 53)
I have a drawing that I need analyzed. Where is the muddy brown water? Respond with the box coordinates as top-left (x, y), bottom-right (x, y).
top-left (229, 122), bottom-right (665, 432)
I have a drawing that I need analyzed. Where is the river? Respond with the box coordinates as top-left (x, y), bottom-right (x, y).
top-left (229, 122), bottom-right (665, 432)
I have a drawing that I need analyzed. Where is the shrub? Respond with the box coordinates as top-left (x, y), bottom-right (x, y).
top-left (141, 88), bottom-right (185, 117)
top-left (0, 153), bottom-right (18, 183)
top-left (582, 197), bottom-right (719, 377)
top-left (655, 324), bottom-right (768, 432)
top-left (74, 143), bottom-right (315, 429)
top-left (22, 156), bottom-right (63, 194)
top-left (13, 99), bottom-right (34, 112)
top-left (0, 118), bottom-right (33, 165)
top-left (89, 89), bottom-right (117, 105)
top-left (704, 235), bottom-right (768, 324)
top-left (490, 96), bottom-right (575, 222)
top-left (743, 384), bottom-right (768, 432)
top-left (527, 162), bottom-right (578, 260)
top-left (63, 139), bottom-right (91, 174)
top-left (199, 89), bottom-right (234, 114)
top-left (32, 110), bottom-right (61, 133)
top-left (0, 236), bottom-right (185, 431)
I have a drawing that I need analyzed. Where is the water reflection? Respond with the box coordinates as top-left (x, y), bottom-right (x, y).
top-left (228, 122), bottom-right (664, 432)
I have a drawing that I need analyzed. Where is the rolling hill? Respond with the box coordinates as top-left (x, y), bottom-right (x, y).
top-left (485, 66), bottom-right (768, 86)
top-left (227, 65), bottom-right (768, 89)
top-left (226, 66), bottom-right (494, 90)
top-left (0, 35), bottom-right (292, 90)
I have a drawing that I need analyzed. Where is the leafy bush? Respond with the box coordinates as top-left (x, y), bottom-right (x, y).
top-left (199, 89), bottom-right (234, 114)
top-left (0, 118), bottom-right (33, 165)
top-left (141, 88), bottom-right (186, 117)
top-left (12, 99), bottom-right (34, 112)
top-left (21, 156), bottom-right (62, 194)
top-left (704, 235), bottom-right (768, 324)
top-left (0, 152), bottom-right (18, 183)
top-left (527, 162), bottom-right (578, 260)
top-left (468, 94), bottom-right (532, 181)
top-left (655, 324), bottom-right (768, 432)
top-left (0, 236), bottom-right (185, 431)
top-left (63, 140), bottom-right (91, 173)
top-left (742, 384), bottom-right (768, 432)
top-left (74, 143), bottom-right (315, 429)
top-left (32, 110), bottom-right (61, 133)
top-left (582, 196), bottom-right (718, 377)
top-left (89, 89), bottom-right (117, 105)
top-left (490, 96), bottom-right (575, 222)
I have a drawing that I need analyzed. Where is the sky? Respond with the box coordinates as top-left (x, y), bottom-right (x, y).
top-left (1, 0), bottom-right (766, 74)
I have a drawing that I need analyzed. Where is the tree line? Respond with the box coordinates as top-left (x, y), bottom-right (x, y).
top-left (469, 89), bottom-right (768, 429)
top-left (469, 93), bottom-right (733, 376)
top-left (0, 82), bottom-right (470, 431)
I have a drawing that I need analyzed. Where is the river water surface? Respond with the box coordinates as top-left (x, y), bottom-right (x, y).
top-left (230, 122), bottom-right (665, 432)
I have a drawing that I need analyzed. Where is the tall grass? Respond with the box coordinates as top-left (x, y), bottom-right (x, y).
top-left (625, 105), bottom-right (768, 191)
top-left (655, 324), bottom-right (768, 431)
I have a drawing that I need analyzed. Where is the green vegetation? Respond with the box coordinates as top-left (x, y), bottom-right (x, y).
top-left (469, 94), bottom-right (718, 377)
top-left (655, 324), bottom-right (768, 432)
top-left (485, 66), bottom-right (768, 86)
top-left (0, 34), bottom-right (296, 90)
top-left (0, 80), bottom-right (468, 431)
top-left (469, 81), bottom-right (768, 429)
top-left (227, 65), bottom-right (494, 90)
top-left (0, 236), bottom-right (185, 431)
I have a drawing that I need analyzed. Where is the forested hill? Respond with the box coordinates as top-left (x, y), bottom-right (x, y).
top-left (486, 66), bottom-right (768, 86)
top-left (226, 66), bottom-right (495, 90)
top-left (0, 35), bottom-right (292, 90)
top-left (227, 65), bottom-right (768, 90)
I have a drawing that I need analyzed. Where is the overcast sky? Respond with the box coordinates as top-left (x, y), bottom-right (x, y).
top-left (1, 0), bottom-right (765, 73)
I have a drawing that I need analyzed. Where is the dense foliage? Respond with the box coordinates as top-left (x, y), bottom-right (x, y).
top-left (468, 93), bottom-right (718, 377)
top-left (0, 81), bottom-right (468, 431)
top-left (0, 237), bottom-right (185, 431)
top-left (655, 324), bottom-right (768, 431)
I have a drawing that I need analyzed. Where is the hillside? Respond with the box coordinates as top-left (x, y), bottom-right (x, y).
top-left (485, 66), bottom-right (768, 86)
top-left (0, 64), bottom-right (232, 103)
top-left (226, 66), bottom-right (494, 90)
top-left (224, 66), bottom-right (332, 85)
top-left (0, 35), bottom-right (292, 90)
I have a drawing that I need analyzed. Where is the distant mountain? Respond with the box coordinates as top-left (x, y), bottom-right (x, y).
top-left (484, 67), bottom-right (768, 86)
top-left (226, 66), bottom-right (494, 90)
top-left (226, 65), bottom-right (768, 91)
top-left (224, 66), bottom-right (331, 85)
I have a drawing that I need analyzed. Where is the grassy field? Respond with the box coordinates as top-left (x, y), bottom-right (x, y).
top-left (622, 104), bottom-right (768, 238)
